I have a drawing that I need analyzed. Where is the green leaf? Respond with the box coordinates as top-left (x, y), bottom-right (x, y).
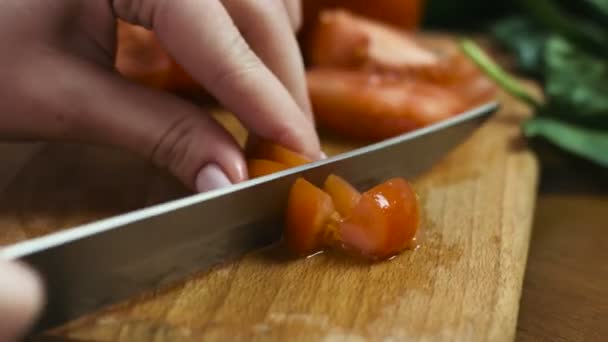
top-left (459, 39), bottom-right (541, 109)
top-left (518, 0), bottom-right (608, 57)
top-left (542, 36), bottom-right (608, 127)
top-left (524, 117), bottom-right (608, 167)
top-left (583, 0), bottom-right (608, 17)
top-left (491, 16), bottom-right (549, 75)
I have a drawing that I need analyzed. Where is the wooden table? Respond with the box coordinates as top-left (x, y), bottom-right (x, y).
top-left (515, 146), bottom-right (608, 342)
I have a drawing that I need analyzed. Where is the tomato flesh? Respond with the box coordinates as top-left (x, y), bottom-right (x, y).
top-left (323, 174), bottom-right (361, 217)
top-left (285, 178), bottom-right (336, 256)
top-left (247, 159), bottom-right (290, 178)
top-left (248, 140), bottom-right (312, 168)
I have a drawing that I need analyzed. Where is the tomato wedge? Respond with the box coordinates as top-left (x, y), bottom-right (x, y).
top-left (323, 174), bottom-right (361, 217)
top-left (285, 178), bottom-right (337, 256)
top-left (339, 178), bottom-right (419, 259)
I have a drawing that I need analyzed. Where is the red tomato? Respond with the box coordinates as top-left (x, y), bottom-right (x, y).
top-left (307, 68), bottom-right (466, 141)
top-left (339, 178), bottom-right (419, 259)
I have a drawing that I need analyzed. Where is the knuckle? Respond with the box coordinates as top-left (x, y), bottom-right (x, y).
top-left (212, 36), bottom-right (263, 89)
top-left (111, 0), bottom-right (168, 29)
top-left (150, 115), bottom-right (201, 182)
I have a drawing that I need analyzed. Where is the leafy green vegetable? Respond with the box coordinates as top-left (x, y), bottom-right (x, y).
top-left (541, 36), bottom-right (608, 127)
top-left (460, 38), bottom-right (608, 168)
top-left (428, 0), bottom-right (608, 167)
top-left (524, 117), bottom-right (608, 167)
top-left (518, 0), bottom-right (608, 57)
top-left (491, 17), bottom-right (548, 76)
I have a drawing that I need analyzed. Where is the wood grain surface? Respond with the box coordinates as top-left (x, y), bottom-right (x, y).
top-left (0, 84), bottom-right (540, 342)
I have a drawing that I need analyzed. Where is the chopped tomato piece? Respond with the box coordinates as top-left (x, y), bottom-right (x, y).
top-left (339, 178), bottom-right (419, 259)
top-left (284, 174), bottom-right (420, 260)
top-left (307, 68), bottom-right (467, 141)
top-left (323, 174), bottom-right (361, 217)
top-left (247, 159), bottom-right (290, 178)
top-left (248, 140), bottom-right (312, 167)
top-left (284, 178), bottom-right (336, 256)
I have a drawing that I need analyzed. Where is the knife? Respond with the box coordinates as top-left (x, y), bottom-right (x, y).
top-left (2, 101), bottom-right (498, 334)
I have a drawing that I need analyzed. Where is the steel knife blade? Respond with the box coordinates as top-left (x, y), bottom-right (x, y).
top-left (2, 102), bottom-right (498, 334)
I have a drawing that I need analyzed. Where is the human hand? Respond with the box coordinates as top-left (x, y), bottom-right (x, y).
top-left (0, 0), bottom-right (320, 193)
top-left (0, 258), bottom-right (43, 342)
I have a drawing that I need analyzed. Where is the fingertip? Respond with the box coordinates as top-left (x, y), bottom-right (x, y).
top-left (195, 164), bottom-right (233, 193)
top-left (0, 259), bottom-right (45, 341)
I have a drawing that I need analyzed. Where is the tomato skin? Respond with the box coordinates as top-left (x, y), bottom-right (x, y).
top-left (323, 174), bottom-right (361, 217)
top-left (285, 178), bottom-right (336, 256)
top-left (247, 159), bottom-right (290, 178)
top-left (339, 178), bottom-right (419, 259)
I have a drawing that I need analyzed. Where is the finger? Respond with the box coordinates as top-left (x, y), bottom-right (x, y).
top-left (7, 55), bottom-right (246, 192)
top-left (0, 258), bottom-right (44, 342)
top-left (112, 0), bottom-right (321, 159)
top-left (221, 0), bottom-right (312, 121)
top-left (283, 0), bottom-right (303, 32)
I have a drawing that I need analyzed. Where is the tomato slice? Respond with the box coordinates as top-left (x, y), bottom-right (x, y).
top-left (285, 178), bottom-right (336, 256)
top-left (307, 68), bottom-right (466, 141)
top-left (339, 178), bottom-right (419, 259)
top-left (248, 140), bottom-right (312, 167)
top-left (323, 174), bottom-right (361, 217)
top-left (247, 159), bottom-right (289, 178)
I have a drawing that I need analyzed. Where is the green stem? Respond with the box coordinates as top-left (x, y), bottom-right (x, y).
top-left (460, 39), bottom-right (542, 110)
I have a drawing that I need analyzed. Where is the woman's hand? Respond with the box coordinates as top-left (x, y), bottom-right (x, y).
top-left (0, 0), bottom-right (316, 340)
top-left (0, 0), bottom-right (320, 193)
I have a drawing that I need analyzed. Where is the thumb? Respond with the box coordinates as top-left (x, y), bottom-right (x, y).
top-left (12, 56), bottom-right (247, 193)
top-left (0, 258), bottom-right (44, 342)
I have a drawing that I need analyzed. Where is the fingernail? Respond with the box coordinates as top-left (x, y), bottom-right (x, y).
top-left (320, 151), bottom-right (328, 159)
top-left (195, 164), bottom-right (232, 193)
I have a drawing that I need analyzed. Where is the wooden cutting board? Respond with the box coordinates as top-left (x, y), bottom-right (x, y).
top-left (0, 82), bottom-right (539, 341)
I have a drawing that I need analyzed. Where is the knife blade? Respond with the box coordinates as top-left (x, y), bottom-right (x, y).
top-left (2, 101), bottom-right (498, 334)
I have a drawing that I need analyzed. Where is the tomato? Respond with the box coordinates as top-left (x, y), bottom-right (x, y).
top-left (339, 178), bottom-right (419, 259)
top-left (323, 174), bottom-right (361, 217)
top-left (284, 175), bottom-right (420, 260)
top-left (307, 68), bottom-right (466, 141)
top-left (247, 140), bottom-right (312, 168)
top-left (301, 0), bottom-right (423, 52)
top-left (247, 159), bottom-right (290, 178)
top-left (306, 9), bottom-right (437, 72)
top-left (284, 178), bottom-right (337, 256)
